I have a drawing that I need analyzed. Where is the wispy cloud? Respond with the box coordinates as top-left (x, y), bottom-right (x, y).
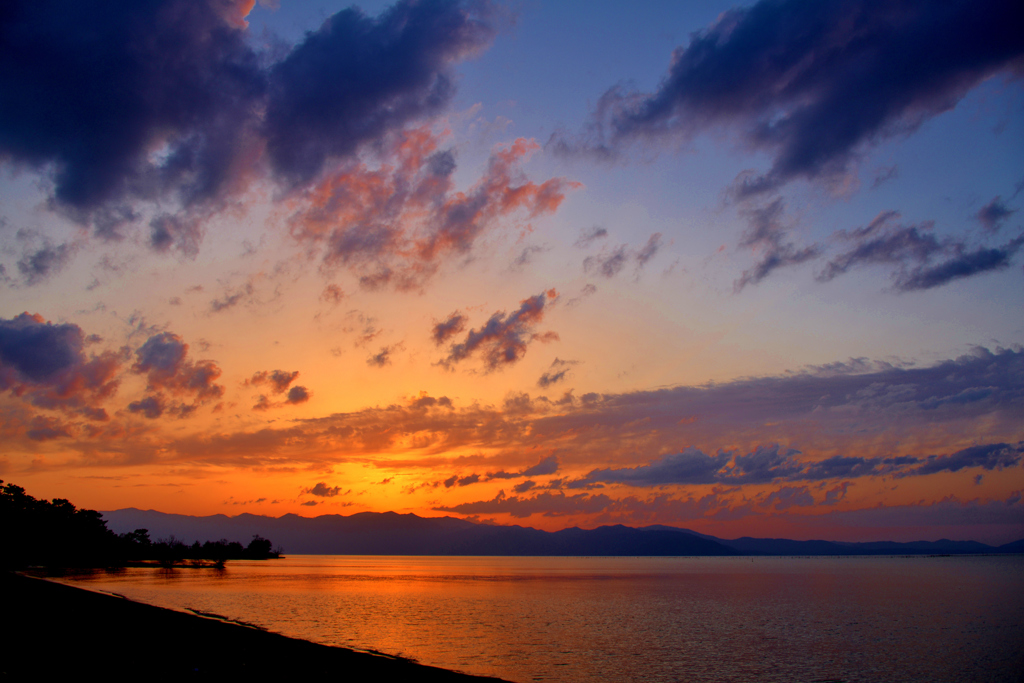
top-left (734, 199), bottom-right (819, 290)
top-left (438, 290), bottom-right (560, 370)
top-left (290, 132), bottom-right (579, 291)
top-left (583, 233), bottom-right (664, 279)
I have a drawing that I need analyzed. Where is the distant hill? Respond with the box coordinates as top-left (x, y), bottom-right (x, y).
top-left (102, 509), bottom-right (737, 556)
top-left (102, 508), bottom-right (1023, 557)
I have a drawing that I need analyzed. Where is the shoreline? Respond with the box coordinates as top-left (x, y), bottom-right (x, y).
top-left (2, 572), bottom-right (510, 681)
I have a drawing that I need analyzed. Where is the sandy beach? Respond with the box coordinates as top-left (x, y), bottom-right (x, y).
top-left (2, 572), bottom-right (509, 681)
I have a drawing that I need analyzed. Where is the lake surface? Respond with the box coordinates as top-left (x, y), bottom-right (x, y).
top-left (54, 555), bottom-right (1024, 682)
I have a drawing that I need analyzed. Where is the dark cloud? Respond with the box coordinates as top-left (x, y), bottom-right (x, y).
top-left (583, 233), bottom-right (664, 279)
top-left (734, 199), bottom-right (819, 290)
top-left (801, 455), bottom-right (888, 481)
top-left (511, 244), bottom-right (547, 270)
top-left (565, 283), bottom-right (597, 307)
top-left (568, 0), bottom-right (1024, 195)
top-left (502, 391), bottom-right (534, 415)
top-left (976, 196), bottom-right (1017, 233)
top-left (584, 245), bottom-right (628, 278)
top-left (209, 283), bottom-right (255, 313)
top-left (893, 236), bottom-right (1024, 291)
top-left (521, 455), bottom-right (560, 477)
top-left (513, 480), bottom-right (536, 493)
top-left (762, 485), bottom-right (814, 511)
top-left (728, 444), bottom-right (803, 483)
top-left (443, 473), bottom-right (480, 488)
top-left (578, 438), bottom-right (1021, 490)
top-left (247, 370), bottom-right (299, 394)
top-left (0, 0), bottom-right (265, 228)
top-left (264, 0), bottom-right (494, 187)
top-left (358, 268), bottom-right (400, 292)
top-left (911, 443), bottom-right (1023, 476)
top-left (432, 312), bottom-right (467, 346)
top-left (584, 448), bottom-right (731, 486)
top-left (344, 311), bottom-right (381, 348)
top-left (368, 345), bottom-right (397, 367)
top-left (488, 470), bottom-right (521, 480)
top-left (823, 482), bottom-right (851, 505)
top-left (435, 489), bottom-right (616, 518)
top-left (635, 233), bottom-right (663, 267)
top-left (408, 394), bottom-right (453, 410)
top-left (817, 211), bottom-right (1023, 290)
top-left (26, 415), bottom-right (72, 441)
top-left (536, 369), bottom-right (569, 388)
top-left (574, 226), bottom-right (608, 248)
top-left (538, 358), bottom-right (579, 388)
top-left (286, 386), bottom-right (310, 405)
top-left (132, 331), bottom-right (224, 404)
top-left (250, 374), bottom-right (309, 410)
top-left (0, 313), bottom-right (82, 382)
top-left (16, 238), bottom-right (75, 286)
top-left (127, 395), bottom-right (164, 419)
top-left (484, 455), bottom-right (560, 481)
top-left (0, 312), bottom-right (121, 418)
top-left (817, 211), bottom-right (939, 281)
top-left (149, 214), bottom-right (203, 258)
top-left (305, 482), bottom-right (342, 497)
top-left (439, 290), bottom-right (559, 370)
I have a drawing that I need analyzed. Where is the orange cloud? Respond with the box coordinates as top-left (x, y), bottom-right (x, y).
top-left (288, 129), bottom-right (579, 291)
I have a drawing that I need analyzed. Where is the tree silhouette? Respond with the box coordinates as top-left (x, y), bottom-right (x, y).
top-left (0, 480), bottom-right (279, 569)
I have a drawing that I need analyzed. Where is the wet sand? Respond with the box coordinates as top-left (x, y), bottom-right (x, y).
top-left (2, 572), bottom-right (510, 681)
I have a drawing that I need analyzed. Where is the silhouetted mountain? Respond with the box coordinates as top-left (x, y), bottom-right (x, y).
top-left (102, 509), bottom-right (1024, 556)
top-left (102, 509), bottom-right (737, 555)
top-left (997, 538), bottom-right (1024, 553)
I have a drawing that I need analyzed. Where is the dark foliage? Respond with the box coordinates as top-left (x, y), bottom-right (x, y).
top-left (0, 480), bottom-right (119, 567)
top-left (0, 480), bottom-right (278, 569)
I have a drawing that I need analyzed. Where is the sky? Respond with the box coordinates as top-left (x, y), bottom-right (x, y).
top-left (1, 0), bottom-right (1023, 544)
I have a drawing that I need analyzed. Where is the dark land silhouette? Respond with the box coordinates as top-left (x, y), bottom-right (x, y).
top-left (104, 506), bottom-right (1024, 557)
top-left (0, 480), bottom-right (278, 569)
top-left (1, 573), bottom-right (508, 681)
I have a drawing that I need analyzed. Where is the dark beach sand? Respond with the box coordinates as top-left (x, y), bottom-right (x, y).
top-left (2, 572), bottom-right (510, 681)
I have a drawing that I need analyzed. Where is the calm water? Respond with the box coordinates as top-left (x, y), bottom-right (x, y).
top-left (54, 555), bottom-right (1024, 682)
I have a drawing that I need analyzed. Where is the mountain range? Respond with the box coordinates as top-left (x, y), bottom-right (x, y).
top-left (101, 509), bottom-right (1024, 557)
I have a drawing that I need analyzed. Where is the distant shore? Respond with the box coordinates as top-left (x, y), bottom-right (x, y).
top-left (2, 572), bottom-right (509, 681)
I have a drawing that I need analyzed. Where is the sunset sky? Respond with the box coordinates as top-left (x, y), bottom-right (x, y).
top-left (1, 0), bottom-right (1022, 543)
